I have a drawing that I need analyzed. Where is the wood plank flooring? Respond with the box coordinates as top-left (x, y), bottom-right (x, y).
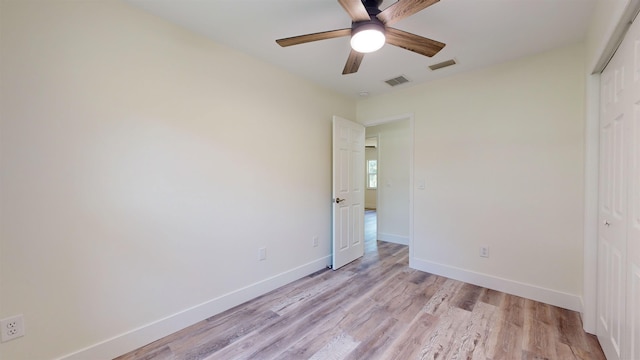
top-left (117, 211), bottom-right (605, 360)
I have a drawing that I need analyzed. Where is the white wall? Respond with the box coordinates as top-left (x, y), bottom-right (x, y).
top-left (366, 121), bottom-right (411, 245)
top-left (358, 44), bottom-right (586, 310)
top-left (0, 1), bottom-right (355, 359)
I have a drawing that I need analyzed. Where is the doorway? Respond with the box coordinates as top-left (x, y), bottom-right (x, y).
top-left (362, 115), bottom-right (413, 255)
top-left (331, 114), bottom-right (413, 269)
top-left (364, 136), bottom-right (378, 252)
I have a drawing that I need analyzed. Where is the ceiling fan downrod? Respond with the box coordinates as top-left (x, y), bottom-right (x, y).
top-left (361, 0), bottom-right (384, 16)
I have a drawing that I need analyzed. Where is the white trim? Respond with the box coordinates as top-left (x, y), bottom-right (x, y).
top-left (412, 257), bottom-right (583, 312)
top-left (55, 256), bottom-right (331, 360)
top-left (409, 116), bottom-right (415, 267)
top-left (378, 233), bottom-right (409, 245)
top-left (361, 113), bottom-right (414, 127)
top-left (582, 73), bottom-right (601, 334)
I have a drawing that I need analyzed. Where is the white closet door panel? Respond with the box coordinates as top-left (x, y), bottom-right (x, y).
top-left (626, 18), bottom-right (640, 360)
top-left (598, 24), bottom-right (629, 360)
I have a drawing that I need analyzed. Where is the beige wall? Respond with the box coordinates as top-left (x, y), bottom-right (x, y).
top-left (358, 44), bottom-right (586, 308)
top-left (0, 1), bottom-right (354, 359)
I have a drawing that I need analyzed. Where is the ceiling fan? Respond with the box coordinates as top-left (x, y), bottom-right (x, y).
top-left (275, 0), bottom-right (446, 75)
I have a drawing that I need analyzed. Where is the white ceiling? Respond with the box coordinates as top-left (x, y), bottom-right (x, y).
top-left (125, 0), bottom-right (597, 99)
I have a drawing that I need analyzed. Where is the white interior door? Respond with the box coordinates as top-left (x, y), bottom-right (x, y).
top-left (332, 115), bottom-right (365, 269)
top-left (597, 24), bottom-right (630, 360)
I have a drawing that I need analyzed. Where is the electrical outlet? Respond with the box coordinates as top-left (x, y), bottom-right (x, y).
top-left (1, 315), bottom-right (25, 342)
top-left (479, 246), bottom-right (490, 258)
top-left (259, 247), bottom-right (267, 261)
top-left (312, 236), bottom-right (319, 247)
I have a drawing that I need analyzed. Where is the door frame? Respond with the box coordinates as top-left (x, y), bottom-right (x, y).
top-left (361, 113), bottom-right (415, 265)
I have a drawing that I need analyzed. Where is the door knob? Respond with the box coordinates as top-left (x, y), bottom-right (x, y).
top-left (604, 220), bottom-right (611, 227)
top-left (335, 198), bottom-right (345, 204)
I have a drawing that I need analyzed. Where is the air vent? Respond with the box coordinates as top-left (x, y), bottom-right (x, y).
top-left (384, 75), bottom-right (410, 87)
top-left (429, 59), bottom-right (457, 71)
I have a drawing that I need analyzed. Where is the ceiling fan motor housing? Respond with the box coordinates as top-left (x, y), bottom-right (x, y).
top-left (351, 17), bottom-right (385, 34)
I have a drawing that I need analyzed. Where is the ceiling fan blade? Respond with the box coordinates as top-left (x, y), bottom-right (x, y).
top-left (337, 0), bottom-right (371, 22)
top-left (377, 0), bottom-right (439, 26)
top-left (342, 49), bottom-right (365, 75)
top-left (276, 29), bottom-right (351, 47)
top-left (385, 27), bottom-right (445, 57)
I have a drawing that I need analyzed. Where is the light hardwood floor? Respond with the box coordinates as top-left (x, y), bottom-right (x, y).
top-left (117, 211), bottom-right (605, 360)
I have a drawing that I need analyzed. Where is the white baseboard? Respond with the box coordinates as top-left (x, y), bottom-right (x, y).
top-left (378, 232), bottom-right (409, 245)
top-left (56, 256), bottom-right (331, 360)
top-left (410, 257), bottom-right (582, 312)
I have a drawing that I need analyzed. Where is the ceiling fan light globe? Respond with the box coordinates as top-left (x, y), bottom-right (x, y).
top-left (350, 29), bottom-right (385, 53)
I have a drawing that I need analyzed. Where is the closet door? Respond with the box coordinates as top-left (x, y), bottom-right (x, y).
top-left (626, 15), bottom-right (640, 360)
top-left (597, 24), bottom-right (629, 360)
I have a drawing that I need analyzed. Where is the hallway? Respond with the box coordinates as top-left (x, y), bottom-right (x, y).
top-left (364, 209), bottom-right (376, 252)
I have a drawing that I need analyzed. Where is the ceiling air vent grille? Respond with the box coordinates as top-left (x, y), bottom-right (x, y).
top-left (429, 59), bottom-right (457, 71)
top-left (384, 75), bottom-right (410, 87)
